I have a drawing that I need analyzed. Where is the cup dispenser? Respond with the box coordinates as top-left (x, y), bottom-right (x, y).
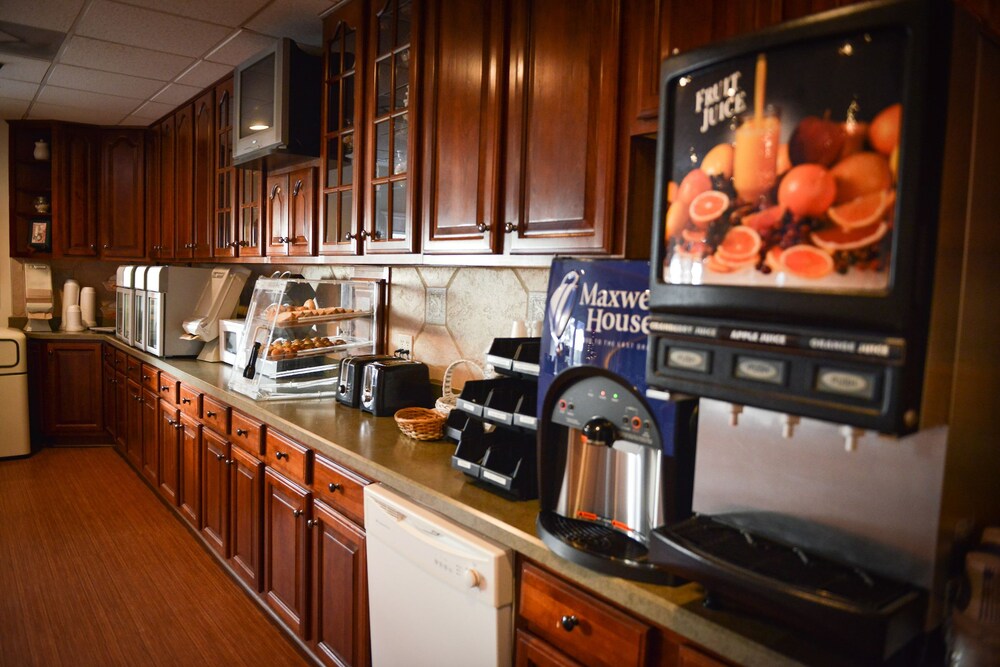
top-left (23, 263), bottom-right (54, 332)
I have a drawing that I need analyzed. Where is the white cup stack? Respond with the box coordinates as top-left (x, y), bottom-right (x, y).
top-left (60, 279), bottom-right (80, 331)
top-left (64, 305), bottom-right (85, 332)
top-left (80, 287), bottom-right (97, 328)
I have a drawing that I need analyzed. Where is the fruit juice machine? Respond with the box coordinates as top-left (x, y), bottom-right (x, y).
top-left (115, 265), bottom-right (135, 345)
top-left (143, 266), bottom-right (214, 358)
top-left (643, 1), bottom-right (1000, 662)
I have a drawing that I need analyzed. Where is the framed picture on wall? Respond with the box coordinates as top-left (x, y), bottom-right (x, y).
top-left (29, 218), bottom-right (51, 251)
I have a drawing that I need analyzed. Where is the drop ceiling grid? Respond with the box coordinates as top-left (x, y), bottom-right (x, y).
top-left (0, 0), bottom-right (333, 126)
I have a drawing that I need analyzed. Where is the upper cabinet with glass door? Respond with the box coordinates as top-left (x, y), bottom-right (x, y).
top-left (365, 0), bottom-right (419, 254)
top-left (319, 0), bottom-right (366, 256)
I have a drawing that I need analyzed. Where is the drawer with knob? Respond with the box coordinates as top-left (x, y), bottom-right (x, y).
top-left (126, 355), bottom-right (142, 383)
top-left (140, 363), bottom-right (159, 393)
top-left (312, 453), bottom-right (369, 524)
top-left (157, 371), bottom-right (179, 405)
top-left (518, 561), bottom-right (651, 667)
top-left (264, 429), bottom-right (312, 486)
top-left (201, 394), bottom-right (231, 436)
top-left (178, 384), bottom-right (202, 420)
top-left (231, 409), bottom-right (265, 456)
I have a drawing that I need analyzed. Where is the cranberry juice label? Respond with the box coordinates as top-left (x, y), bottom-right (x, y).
top-left (662, 26), bottom-right (906, 293)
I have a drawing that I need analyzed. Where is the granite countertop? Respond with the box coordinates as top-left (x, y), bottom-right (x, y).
top-left (29, 331), bottom-right (853, 667)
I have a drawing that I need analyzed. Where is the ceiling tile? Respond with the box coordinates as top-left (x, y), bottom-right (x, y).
top-left (37, 85), bottom-right (142, 115)
top-left (151, 82), bottom-right (201, 105)
top-left (59, 35), bottom-right (194, 81)
top-left (77, 0), bottom-right (232, 58)
top-left (204, 29), bottom-right (275, 66)
top-left (129, 99), bottom-right (175, 121)
top-left (175, 59), bottom-right (232, 88)
top-left (0, 78), bottom-right (39, 101)
top-left (114, 0), bottom-right (271, 28)
top-left (0, 98), bottom-right (31, 119)
top-left (47, 64), bottom-right (164, 100)
top-left (0, 54), bottom-right (50, 84)
top-left (0, 0), bottom-right (85, 33)
top-left (245, 0), bottom-right (329, 47)
top-left (28, 101), bottom-right (128, 125)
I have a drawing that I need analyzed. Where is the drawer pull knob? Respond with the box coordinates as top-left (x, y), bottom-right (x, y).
top-left (559, 615), bottom-right (579, 632)
top-left (160, 385), bottom-right (169, 391)
top-left (306, 519), bottom-right (318, 528)
top-left (175, 422), bottom-right (184, 430)
top-left (236, 428), bottom-right (248, 437)
top-left (292, 509), bottom-right (303, 517)
top-left (275, 451), bottom-right (288, 460)
top-left (328, 483), bottom-right (342, 493)
top-left (206, 410), bottom-right (216, 417)
top-left (216, 453), bottom-right (225, 461)
top-left (226, 459), bottom-right (233, 465)
top-left (181, 398), bottom-right (191, 404)
top-left (166, 419), bottom-right (176, 426)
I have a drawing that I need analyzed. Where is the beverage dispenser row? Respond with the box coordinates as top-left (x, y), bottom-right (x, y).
top-left (448, 338), bottom-right (540, 500)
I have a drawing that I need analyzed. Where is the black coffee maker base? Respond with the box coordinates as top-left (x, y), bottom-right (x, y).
top-left (537, 511), bottom-right (684, 586)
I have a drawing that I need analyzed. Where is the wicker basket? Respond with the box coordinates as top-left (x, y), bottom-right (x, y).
top-left (394, 407), bottom-right (446, 440)
top-left (435, 359), bottom-right (488, 417)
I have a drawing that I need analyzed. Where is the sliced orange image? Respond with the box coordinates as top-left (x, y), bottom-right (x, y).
top-left (715, 226), bottom-right (762, 264)
top-left (779, 244), bottom-right (834, 279)
top-left (827, 189), bottom-right (895, 230)
top-left (688, 190), bottom-right (730, 228)
top-left (811, 221), bottom-right (888, 252)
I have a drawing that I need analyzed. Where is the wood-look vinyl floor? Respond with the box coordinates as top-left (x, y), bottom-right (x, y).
top-left (0, 447), bottom-right (311, 667)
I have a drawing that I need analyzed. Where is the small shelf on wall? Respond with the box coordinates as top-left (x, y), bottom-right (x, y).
top-left (8, 122), bottom-right (54, 258)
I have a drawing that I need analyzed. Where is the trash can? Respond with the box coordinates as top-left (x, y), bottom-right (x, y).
top-left (0, 328), bottom-right (31, 458)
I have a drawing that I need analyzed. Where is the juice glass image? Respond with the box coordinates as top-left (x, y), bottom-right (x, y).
top-left (732, 108), bottom-right (781, 204)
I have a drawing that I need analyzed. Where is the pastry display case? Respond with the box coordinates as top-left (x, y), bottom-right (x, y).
top-left (228, 275), bottom-right (385, 400)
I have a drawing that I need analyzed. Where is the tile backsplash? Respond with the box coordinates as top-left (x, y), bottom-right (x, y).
top-left (8, 258), bottom-right (550, 390)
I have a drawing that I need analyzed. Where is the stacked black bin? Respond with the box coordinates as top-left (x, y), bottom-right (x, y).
top-left (449, 338), bottom-right (539, 499)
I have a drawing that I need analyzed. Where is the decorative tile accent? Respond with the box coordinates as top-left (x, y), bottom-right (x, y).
top-left (515, 267), bottom-right (552, 294)
top-left (527, 291), bottom-right (547, 323)
top-left (425, 287), bottom-right (446, 325)
top-left (416, 266), bottom-right (456, 288)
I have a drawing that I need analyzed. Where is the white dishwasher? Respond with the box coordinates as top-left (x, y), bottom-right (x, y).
top-left (364, 484), bottom-right (514, 667)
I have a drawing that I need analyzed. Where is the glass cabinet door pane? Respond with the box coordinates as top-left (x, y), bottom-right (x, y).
top-left (328, 35), bottom-right (343, 77)
top-left (391, 181), bottom-right (406, 239)
top-left (374, 183), bottom-right (388, 241)
top-left (378, 0), bottom-right (395, 55)
top-left (375, 121), bottom-right (390, 178)
top-left (325, 193), bottom-right (339, 244)
top-left (340, 191), bottom-right (353, 241)
top-left (242, 208), bottom-right (258, 245)
top-left (376, 59), bottom-right (391, 115)
top-left (396, 0), bottom-right (411, 45)
top-left (327, 78), bottom-right (341, 132)
top-left (326, 138), bottom-right (340, 186)
top-left (344, 28), bottom-right (356, 68)
top-left (342, 132), bottom-right (354, 184)
top-left (394, 49), bottom-right (409, 110)
top-left (343, 73), bottom-right (355, 128)
top-left (392, 114), bottom-right (407, 175)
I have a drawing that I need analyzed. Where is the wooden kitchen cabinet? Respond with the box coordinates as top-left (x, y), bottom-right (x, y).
top-left (213, 76), bottom-right (239, 258)
top-left (99, 128), bottom-right (146, 259)
top-left (102, 354), bottom-right (117, 444)
top-left (55, 123), bottom-right (101, 257)
top-left (263, 467), bottom-right (312, 638)
top-left (178, 411), bottom-right (203, 528)
top-left (201, 427), bottom-right (230, 558)
top-left (309, 498), bottom-right (369, 667)
top-left (125, 377), bottom-right (143, 469)
top-left (420, 0), bottom-right (505, 255)
top-left (173, 104), bottom-right (195, 260)
top-left (158, 397), bottom-right (182, 506)
top-left (30, 340), bottom-right (106, 444)
top-left (141, 386), bottom-right (159, 487)
top-left (229, 444), bottom-right (265, 592)
top-left (190, 88), bottom-right (215, 259)
top-left (515, 629), bottom-right (585, 667)
top-left (319, 0), bottom-right (366, 256)
top-left (503, 0), bottom-right (621, 256)
top-left (152, 115), bottom-right (176, 260)
top-left (266, 167), bottom-right (316, 256)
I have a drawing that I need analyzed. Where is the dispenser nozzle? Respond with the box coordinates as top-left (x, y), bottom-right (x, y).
top-left (729, 403), bottom-right (744, 427)
top-left (840, 425), bottom-right (865, 451)
top-left (781, 414), bottom-right (800, 439)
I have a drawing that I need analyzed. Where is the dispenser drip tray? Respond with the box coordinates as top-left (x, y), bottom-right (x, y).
top-left (537, 511), bottom-right (680, 585)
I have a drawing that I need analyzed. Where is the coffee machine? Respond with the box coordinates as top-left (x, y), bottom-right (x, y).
top-left (536, 259), bottom-right (696, 584)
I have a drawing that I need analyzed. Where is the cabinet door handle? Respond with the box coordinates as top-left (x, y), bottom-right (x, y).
top-left (236, 428), bottom-right (248, 437)
top-left (181, 397), bottom-right (191, 404)
top-left (292, 179), bottom-right (303, 197)
top-left (306, 519), bottom-right (318, 528)
top-left (206, 410), bottom-right (216, 417)
top-left (270, 184), bottom-right (281, 200)
top-left (160, 385), bottom-right (169, 392)
top-left (358, 229), bottom-right (370, 240)
top-left (559, 615), bottom-right (579, 632)
top-left (225, 459), bottom-right (234, 466)
top-left (476, 223), bottom-right (490, 233)
top-left (504, 222), bottom-right (517, 234)
top-left (345, 231), bottom-right (355, 241)
top-left (216, 453), bottom-right (225, 461)
top-left (292, 509), bottom-right (303, 518)
top-left (327, 483), bottom-right (342, 493)
top-left (238, 240), bottom-right (249, 247)
top-left (166, 419), bottom-right (176, 426)
top-left (142, 374), bottom-right (149, 381)
top-left (175, 422), bottom-right (184, 430)
top-left (90, 244), bottom-right (97, 251)
top-left (274, 451), bottom-right (288, 460)
top-left (103, 243), bottom-right (110, 249)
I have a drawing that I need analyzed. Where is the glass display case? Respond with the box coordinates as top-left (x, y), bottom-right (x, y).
top-left (228, 275), bottom-right (385, 400)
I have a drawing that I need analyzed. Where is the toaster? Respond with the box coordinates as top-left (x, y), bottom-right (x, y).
top-left (337, 354), bottom-right (397, 407)
top-left (360, 359), bottom-right (434, 416)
